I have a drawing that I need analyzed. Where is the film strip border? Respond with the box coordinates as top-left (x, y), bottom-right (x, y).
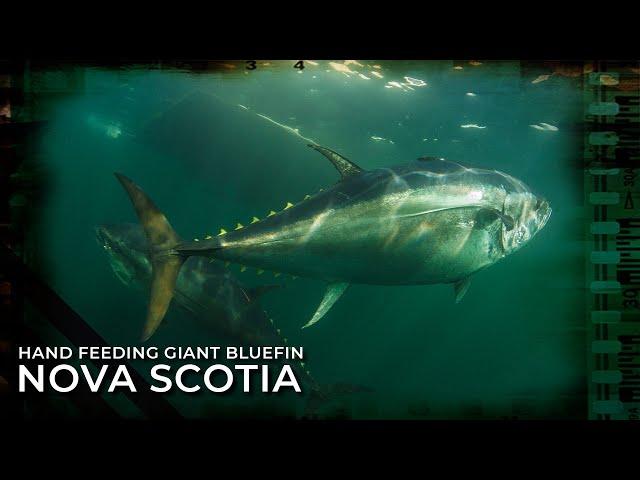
top-left (585, 60), bottom-right (640, 420)
top-left (0, 62), bottom-right (181, 420)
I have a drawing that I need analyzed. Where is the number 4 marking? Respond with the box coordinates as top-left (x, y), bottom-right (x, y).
top-left (294, 60), bottom-right (305, 70)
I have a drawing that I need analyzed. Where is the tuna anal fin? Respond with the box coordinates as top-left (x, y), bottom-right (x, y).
top-left (454, 277), bottom-right (472, 303)
top-left (307, 144), bottom-right (363, 178)
top-left (302, 282), bottom-right (350, 329)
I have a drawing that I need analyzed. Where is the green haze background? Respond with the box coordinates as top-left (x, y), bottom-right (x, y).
top-left (24, 61), bottom-right (585, 419)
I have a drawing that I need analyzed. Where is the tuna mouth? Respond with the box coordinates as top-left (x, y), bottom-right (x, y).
top-left (95, 226), bottom-right (112, 250)
top-left (95, 225), bottom-right (122, 254)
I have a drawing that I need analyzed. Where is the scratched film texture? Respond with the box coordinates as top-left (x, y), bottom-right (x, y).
top-left (22, 61), bottom-right (585, 419)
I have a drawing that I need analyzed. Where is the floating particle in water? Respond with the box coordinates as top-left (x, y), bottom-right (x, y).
top-left (465, 92), bottom-right (477, 97)
top-left (460, 124), bottom-right (486, 129)
top-left (469, 61), bottom-right (482, 66)
top-left (371, 136), bottom-right (394, 144)
top-left (453, 66), bottom-right (464, 70)
top-left (404, 76), bottom-right (427, 87)
top-left (531, 74), bottom-right (551, 84)
top-left (372, 65), bottom-right (382, 69)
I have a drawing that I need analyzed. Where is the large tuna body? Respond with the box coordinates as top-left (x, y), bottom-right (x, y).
top-left (114, 147), bottom-right (551, 337)
top-left (181, 158), bottom-right (551, 286)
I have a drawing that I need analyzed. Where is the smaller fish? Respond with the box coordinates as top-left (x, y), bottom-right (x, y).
top-left (539, 122), bottom-right (559, 132)
top-left (530, 123), bottom-right (558, 132)
top-left (531, 74), bottom-right (551, 84)
top-left (599, 74), bottom-right (619, 86)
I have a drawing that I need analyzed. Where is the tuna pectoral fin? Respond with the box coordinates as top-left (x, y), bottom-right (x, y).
top-left (114, 173), bottom-right (184, 341)
top-left (454, 277), bottom-right (472, 303)
top-left (302, 282), bottom-right (350, 329)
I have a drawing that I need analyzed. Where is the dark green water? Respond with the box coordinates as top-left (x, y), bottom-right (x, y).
top-left (25, 61), bottom-right (586, 419)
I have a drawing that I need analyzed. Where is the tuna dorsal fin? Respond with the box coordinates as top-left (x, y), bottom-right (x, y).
top-left (302, 282), bottom-right (350, 329)
top-left (307, 144), bottom-right (363, 178)
top-left (454, 277), bottom-right (472, 303)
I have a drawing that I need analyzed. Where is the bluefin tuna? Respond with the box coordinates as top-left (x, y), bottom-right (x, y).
top-left (96, 222), bottom-right (371, 414)
top-left (114, 144), bottom-right (551, 339)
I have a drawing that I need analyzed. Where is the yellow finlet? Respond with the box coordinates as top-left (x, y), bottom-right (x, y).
top-left (205, 235), bottom-right (212, 240)
top-left (235, 223), bottom-right (244, 230)
top-left (284, 202), bottom-right (294, 210)
top-left (194, 238), bottom-right (199, 242)
top-left (240, 265), bottom-right (246, 272)
top-left (267, 210), bottom-right (276, 217)
top-left (257, 269), bottom-right (264, 275)
top-left (251, 216), bottom-right (260, 224)
top-left (218, 228), bottom-right (227, 236)
top-left (274, 272), bottom-right (281, 278)
top-left (291, 275), bottom-right (298, 280)
top-left (304, 194), bottom-right (311, 200)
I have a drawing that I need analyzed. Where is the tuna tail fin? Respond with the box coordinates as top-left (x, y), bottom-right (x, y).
top-left (114, 173), bottom-right (184, 341)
